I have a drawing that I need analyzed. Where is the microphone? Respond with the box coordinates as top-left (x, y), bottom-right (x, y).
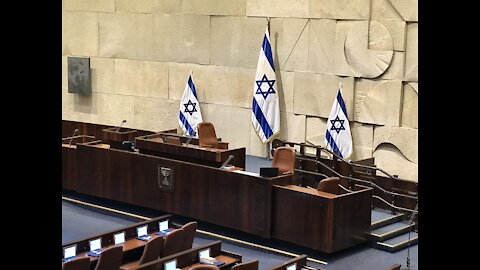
top-left (116, 120), bottom-right (127, 132)
top-left (68, 129), bottom-right (79, 146)
top-left (220, 155), bottom-right (234, 170)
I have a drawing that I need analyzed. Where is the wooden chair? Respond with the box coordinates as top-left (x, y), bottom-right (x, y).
top-left (231, 260), bottom-right (259, 270)
top-left (316, 177), bottom-right (341, 195)
top-left (197, 122), bottom-right (228, 149)
top-left (180, 221), bottom-right (197, 250)
top-left (94, 245), bottom-right (123, 270)
top-left (384, 264), bottom-right (401, 270)
top-left (190, 265), bottom-right (220, 270)
top-left (271, 147), bottom-right (296, 175)
top-left (161, 228), bottom-right (185, 257)
top-left (120, 236), bottom-right (164, 270)
top-left (62, 257), bottom-right (90, 270)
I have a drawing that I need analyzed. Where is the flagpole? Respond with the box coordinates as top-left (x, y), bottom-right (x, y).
top-left (266, 142), bottom-right (270, 160)
top-left (266, 16), bottom-right (271, 161)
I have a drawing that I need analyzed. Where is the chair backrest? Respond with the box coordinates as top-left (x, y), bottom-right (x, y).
top-left (316, 177), bottom-right (341, 195)
top-left (62, 257), bottom-right (90, 270)
top-left (161, 228), bottom-right (184, 257)
top-left (384, 264), bottom-right (401, 270)
top-left (231, 260), bottom-right (259, 270)
top-left (139, 235), bottom-right (164, 265)
top-left (197, 122), bottom-right (218, 148)
top-left (271, 147), bottom-right (296, 175)
top-left (94, 245), bottom-right (123, 270)
top-left (190, 265), bottom-right (220, 270)
top-left (180, 221), bottom-right (197, 250)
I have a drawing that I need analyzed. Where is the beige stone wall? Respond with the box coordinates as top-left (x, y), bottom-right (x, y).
top-left (62, 0), bottom-right (418, 181)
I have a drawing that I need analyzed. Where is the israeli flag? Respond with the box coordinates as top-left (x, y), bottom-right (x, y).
top-left (179, 72), bottom-right (203, 137)
top-left (325, 82), bottom-right (353, 159)
top-left (251, 26), bottom-right (280, 143)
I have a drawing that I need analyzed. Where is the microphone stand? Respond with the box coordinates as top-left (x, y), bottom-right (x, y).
top-left (220, 155), bottom-right (234, 170)
top-left (116, 120), bottom-right (126, 132)
top-left (68, 129), bottom-right (79, 146)
top-left (185, 134), bottom-right (193, 146)
top-left (402, 202), bottom-right (418, 270)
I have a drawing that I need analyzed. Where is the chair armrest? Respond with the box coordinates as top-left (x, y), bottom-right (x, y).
top-left (200, 144), bottom-right (213, 148)
top-left (217, 141), bottom-right (229, 149)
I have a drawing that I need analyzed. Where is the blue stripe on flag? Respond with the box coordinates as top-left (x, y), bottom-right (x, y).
top-left (179, 111), bottom-right (196, 136)
top-left (336, 90), bottom-right (348, 118)
top-left (262, 34), bottom-right (275, 72)
top-left (252, 98), bottom-right (273, 139)
top-left (188, 76), bottom-right (197, 98)
top-left (325, 130), bottom-right (344, 158)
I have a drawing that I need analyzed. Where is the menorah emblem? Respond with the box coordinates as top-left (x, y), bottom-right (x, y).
top-left (158, 165), bottom-right (174, 192)
top-left (161, 168), bottom-right (171, 186)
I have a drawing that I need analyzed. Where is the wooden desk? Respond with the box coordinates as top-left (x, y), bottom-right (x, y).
top-left (135, 133), bottom-right (246, 168)
top-left (134, 240), bottom-right (241, 270)
top-left (271, 184), bottom-right (373, 253)
top-left (74, 142), bottom-right (287, 237)
top-left (62, 215), bottom-right (172, 264)
top-left (74, 233), bottom-right (160, 264)
top-left (63, 133), bottom-right (373, 253)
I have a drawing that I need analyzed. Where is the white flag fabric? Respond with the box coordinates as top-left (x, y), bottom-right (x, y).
top-left (251, 26), bottom-right (280, 143)
top-left (178, 72), bottom-right (203, 137)
top-left (325, 83), bottom-right (353, 159)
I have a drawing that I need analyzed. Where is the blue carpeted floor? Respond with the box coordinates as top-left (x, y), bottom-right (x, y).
top-left (62, 201), bottom-right (141, 244)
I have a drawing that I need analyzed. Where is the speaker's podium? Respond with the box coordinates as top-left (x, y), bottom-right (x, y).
top-left (102, 127), bottom-right (137, 149)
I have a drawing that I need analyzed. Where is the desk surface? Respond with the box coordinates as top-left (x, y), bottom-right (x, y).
top-left (135, 136), bottom-right (246, 168)
top-left (232, 170), bottom-right (259, 177)
top-left (280, 184), bottom-right (337, 198)
top-left (181, 255), bottom-right (238, 270)
top-left (72, 232), bottom-right (155, 262)
top-left (148, 137), bottom-right (231, 152)
top-left (62, 144), bottom-right (77, 149)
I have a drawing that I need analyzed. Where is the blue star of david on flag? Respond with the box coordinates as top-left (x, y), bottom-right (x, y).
top-left (329, 116), bottom-right (346, 133)
top-left (255, 74), bottom-right (276, 99)
top-left (183, 100), bottom-right (197, 116)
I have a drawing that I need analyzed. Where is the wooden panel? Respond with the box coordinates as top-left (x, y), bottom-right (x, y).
top-left (76, 144), bottom-right (283, 237)
top-left (272, 185), bottom-right (331, 251)
top-left (331, 188), bottom-right (372, 251)
top-left (272, 185), bottom-right (372, 253)
top-left (62, 146), bottom-right (78, 190)
top-left (62, 135), bottom-right (96, 191)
